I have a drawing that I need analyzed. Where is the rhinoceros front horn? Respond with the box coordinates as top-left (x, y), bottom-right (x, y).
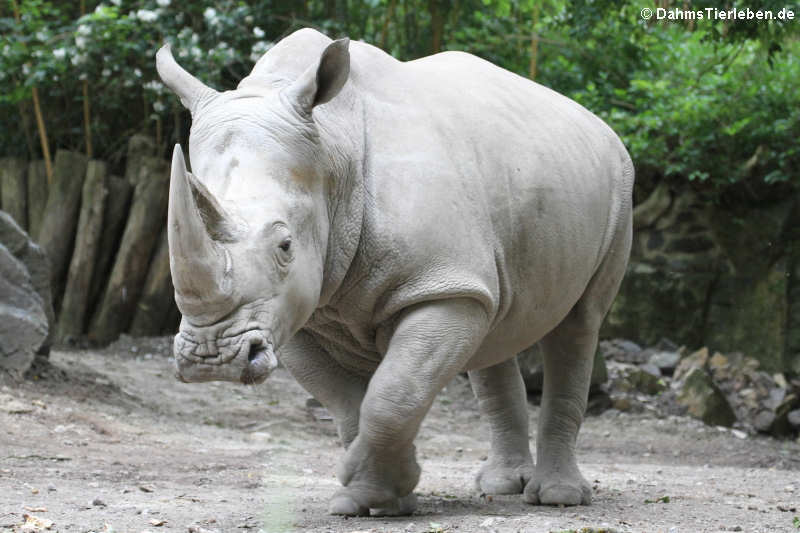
top-left (168, 145), bottom-right (238, 315)
top-left (156, 44), bottom-right (218, 114)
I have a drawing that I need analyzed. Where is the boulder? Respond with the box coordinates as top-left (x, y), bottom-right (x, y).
top-left (673, 347), bottom-right (709, 381)
top-left (647, 350), bottom-right (682, 376)
top-left (0, 211), bottom-right (53, 377)
top-left (606, 361), bottom-right (666, 396)
top-left (598, 338), bottom-right (646, 364)
top-left (676, 367), bottom-right (737, 427)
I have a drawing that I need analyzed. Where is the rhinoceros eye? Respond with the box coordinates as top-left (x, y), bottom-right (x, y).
top-left (278, 238), bottom-right (292, 253)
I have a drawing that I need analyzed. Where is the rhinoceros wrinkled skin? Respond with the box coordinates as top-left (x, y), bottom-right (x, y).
top-left (156, 28), bottom-right (633, 516)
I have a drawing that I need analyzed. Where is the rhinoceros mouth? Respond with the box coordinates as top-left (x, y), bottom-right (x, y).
top-left (174, 329), bottom-right (278, 385)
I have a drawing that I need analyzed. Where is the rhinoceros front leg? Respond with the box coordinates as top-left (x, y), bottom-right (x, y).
top-left (278, 330), bottom-right (367, 448)
top-left (329, 298), bottom-right (489, 516)
top-left (468, 357), bottom-right (535, 494)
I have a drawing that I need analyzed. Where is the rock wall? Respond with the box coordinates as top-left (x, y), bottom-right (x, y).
top-left (604, 184), bottom-right (799, 373)
top-left (0, 211), bottom-right (54, 377)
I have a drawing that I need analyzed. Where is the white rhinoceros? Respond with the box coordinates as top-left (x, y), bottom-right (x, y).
top-left (156, 28), bottom-right (633, 516)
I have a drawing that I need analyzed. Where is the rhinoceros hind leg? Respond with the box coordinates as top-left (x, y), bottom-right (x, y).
top-left (525, 215), bottom-right (631, 506)
top-left (468, 357), bottom-right (534, 494)
top-left (521, 316), bottom-right (597, 506)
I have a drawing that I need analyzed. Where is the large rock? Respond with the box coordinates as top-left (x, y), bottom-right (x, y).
top-left (676, 367), bottom-right (737, 427)
top-left (0, 211), bottom-right (53, 377)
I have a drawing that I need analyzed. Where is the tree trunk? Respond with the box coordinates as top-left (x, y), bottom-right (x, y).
top-left (87, 174), bottom-right (132, 318)
top-left (26, 160), bottom-right (48, 240)
top-left (129, 229), bottom-right (175, 337)
top-left (0, 157), bottom-right (28, 231)
top-left (429, 0), bottom-right (447, 54)
top-left (56, 161), bottom-right (108, 342)
top-left (88, 156), bottom-right (169, 344)
top-left (36, 150), bottom-right (88, 309)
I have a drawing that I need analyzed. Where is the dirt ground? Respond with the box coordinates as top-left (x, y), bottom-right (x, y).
top-left (1, 337), bottom-right (799, 533)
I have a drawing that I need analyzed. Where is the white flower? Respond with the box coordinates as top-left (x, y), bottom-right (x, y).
top-left (22, 64), bottom-right (30, 75)
top-left (78, 73), bottom-right (87, 80)
top-left (250, 41), bottom-right (273, 62)
top-left (191, 46), bottom-right (202, 58)
top-left (71, 53), bottom-right (87, 66)
top-left (203, 7), bottom-right (218, 24)
top-left (133, 68), bottom-right (142, 78)
top-left (102, 68), bottom-right (111, 77)
top-left (245, 15), bottom-right (254, 24)
top-left (76, 36), bottom-right (87, 49)
top-left (153, 101), bottom-right (166, 113)
top-left (253, 26), bottom-right (265, 38)
top-left (77, 24), bottom-right (91, 36)
top-left (144, 80), bottom-right (163, 92)
top-left (156, 0), bottom-right (171, 6)
top-left (110, 0), bottom-right (121, 5)
top-left (53, 48), bottom-right (67, 60)
top-left (36, 30), bottom-right (48, 41)
top-left (136, 9), bottom-right (158, 22)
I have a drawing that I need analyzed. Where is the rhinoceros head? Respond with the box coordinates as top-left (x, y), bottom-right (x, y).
top-left (155, 36), bottom-right (350, 384)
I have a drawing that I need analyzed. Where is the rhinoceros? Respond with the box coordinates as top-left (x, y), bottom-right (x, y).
top-left (155, 28), bottom-right (633, 516)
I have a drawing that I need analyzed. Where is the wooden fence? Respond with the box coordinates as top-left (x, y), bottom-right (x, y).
top-left (0, 134), bottom-right (180, 345)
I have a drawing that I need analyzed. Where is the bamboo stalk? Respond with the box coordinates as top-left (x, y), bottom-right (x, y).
top-left (80, 0), bottom-right (93, 158)
top-left (11, 0), bottom-right (53, 185)
top-left (528, 3), bottom-right (541, 80)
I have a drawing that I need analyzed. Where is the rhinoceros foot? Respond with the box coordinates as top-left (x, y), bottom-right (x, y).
top-left (328, 491), bottom-right (418, 517)
top-left (523, 465), bottom-right (591, 506)
top-left (475, 460), bottom-right (535, 495)
top-left (369, 492), bottom-right (418, 516)
top-left (328, 491), bottom-right (370, 516)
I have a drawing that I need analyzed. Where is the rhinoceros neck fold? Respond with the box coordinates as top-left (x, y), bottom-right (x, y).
top-left (314, 96), bottom-right (366, 309)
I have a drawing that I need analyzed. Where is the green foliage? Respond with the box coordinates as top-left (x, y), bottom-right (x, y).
top-left (1, 0), bottom-right (798, 199)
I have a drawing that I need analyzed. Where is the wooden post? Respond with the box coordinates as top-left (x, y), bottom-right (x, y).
top-left (89, 156), bottom-right (169, 344)
top-left (0, 157), bottom-right (28, 230)
top-left (26, 160), bottom-right (48, 240)
top-left (87, 174), bottom-right (132, 315)
top-left (129, 229), bottom-right (175, 336)
top-left (56, 161), bottom-right (107, 341)
top-left (36, 150), bottom-right (88, 309)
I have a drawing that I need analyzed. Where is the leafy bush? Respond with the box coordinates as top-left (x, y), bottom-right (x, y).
top-left (1, 0), bottom-right (798, 201)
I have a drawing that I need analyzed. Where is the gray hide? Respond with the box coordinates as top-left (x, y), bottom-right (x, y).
top-left (156, 28), bottom-right (633, 516)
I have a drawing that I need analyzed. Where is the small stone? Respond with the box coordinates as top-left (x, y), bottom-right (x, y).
top-left (92, 497), bottom-right (106, 507)
top-left (788, 409), bottom-right (800, 428)
top-left (612, 396), bottom-right (632, 411)
top-left (731, 429), bottom-right (748, 439)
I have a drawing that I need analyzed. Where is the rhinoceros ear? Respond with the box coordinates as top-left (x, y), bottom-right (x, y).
top-left (286, 38), bottom-right (350, 115)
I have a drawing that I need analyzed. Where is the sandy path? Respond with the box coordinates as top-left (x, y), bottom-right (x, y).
top-left (1, 340), bottom-right (798, 532)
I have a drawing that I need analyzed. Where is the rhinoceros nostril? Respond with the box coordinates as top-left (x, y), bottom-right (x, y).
top-left (247, 343), bottom-right (263, 363)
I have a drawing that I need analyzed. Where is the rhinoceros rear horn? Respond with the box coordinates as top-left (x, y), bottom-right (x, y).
top-left (167, 145), bottom-right (238, 308)
top-left (156, 44), bottom-right (218, 114)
